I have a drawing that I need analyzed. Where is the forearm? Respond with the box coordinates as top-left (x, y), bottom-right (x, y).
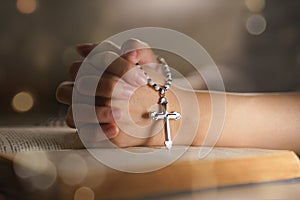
top-left (192, 91), bottom-right (300, 153)
top-left (114, 80), bottom-right (300, 153)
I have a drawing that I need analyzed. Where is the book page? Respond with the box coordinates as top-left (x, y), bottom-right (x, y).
top-left (0, 127), bottom-right (83, 153)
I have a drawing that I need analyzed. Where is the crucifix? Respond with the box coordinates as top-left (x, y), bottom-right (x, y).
top-left (138, 56), bottom-right (181, 149)
top-left (150, 96), bottom-right (181, 149)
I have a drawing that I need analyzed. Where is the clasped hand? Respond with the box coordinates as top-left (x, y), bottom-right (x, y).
top-left (56, 39), bottom-right (169, 147)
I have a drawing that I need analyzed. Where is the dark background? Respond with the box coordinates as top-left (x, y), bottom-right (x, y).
top-left (0, 0), bottom-right (299, 125)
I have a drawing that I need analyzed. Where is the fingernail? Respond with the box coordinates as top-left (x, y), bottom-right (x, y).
top-left (136, 69), bottom-right (147, 86)
top-left (105, 125), bottom-right (118, 139)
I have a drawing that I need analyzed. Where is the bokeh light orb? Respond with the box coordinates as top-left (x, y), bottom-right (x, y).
top-left (245, 0), bottom-right (266, 12)
top-left (16, 0), bottom-right (37, 14)
top-left (12, 91), bottom-right (34, 113)
top-left (74, 187), bottom-right (95, 200)
top-left (246, 14), bottom-right (267, 35)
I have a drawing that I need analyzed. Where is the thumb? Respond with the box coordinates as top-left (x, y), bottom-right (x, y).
top-left (121, 39), bottom-right (157, 65)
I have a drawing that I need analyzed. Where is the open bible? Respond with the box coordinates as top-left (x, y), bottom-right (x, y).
top-left (0, 127), bottom-right (300, 200)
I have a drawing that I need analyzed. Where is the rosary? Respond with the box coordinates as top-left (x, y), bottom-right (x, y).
top-left (137, 57), bottom-right (181, 149)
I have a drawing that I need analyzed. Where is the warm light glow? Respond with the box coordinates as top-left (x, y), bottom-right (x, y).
top-left (74, 187), bottom-right (95, 200)
top-left (14, 152), bottom-right (57, 190)
top-left (57, 154), bottom-right (88, 185)
top-left (12, 91), bottom-right (34, 113)
top-left (246, 15), bottom-right (267, 35)
top-left (16, 0), bottom-right (37, 14)
top-left (14, 151), bottom-right (48, 178)
top-left (31, 160), bottom-right (57, 190)
top-left (245, 0), bottom-right (265, 12)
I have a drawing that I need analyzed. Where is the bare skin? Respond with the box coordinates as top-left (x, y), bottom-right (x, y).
top-left (56, 39), bottom-right (300, 154)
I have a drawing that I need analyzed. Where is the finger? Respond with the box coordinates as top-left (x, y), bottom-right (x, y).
top-left (56, 81), bottom-right (73, 105)
top-left (66, 109), bottom-right (119, 141)
top-left (95, 97), bottom-right (112, 107)
top-left (121, 38), bottom-right (157, 65)
top-left (69, 61), bottom-right (82, 81)
top-left (103, 56), bottom-right (149, 87)
top-left (78, 123), bottom-right (119, 146)
top-left (56, 81), bottom-right (112, 106)
top-left (92, 40), bottom-right (121, 56)
top-left (65, 104), bottom-right (120, 128)
top-left (76, 43), bottom-right (97, 57)
top-left (72, 41), bottom-right (122, 80)
top-left (77, 41), bottom-right (121, 58)
top-left (65, 106), bottom-right (75, 128)
top-left (86, 51), bottom-right (147, 87)
top-left (69, 60), bottom-right (101, 82)
top-left (76, 74), bottom-right (136, 98)
top-left (71, 61), bottom-right (101, 85)
top-left (101, 123), bottom-right (119, 139)
top-left (71, 104), bottom-right (122, 124)
top-left (74, 95), bottom-right (112, 107)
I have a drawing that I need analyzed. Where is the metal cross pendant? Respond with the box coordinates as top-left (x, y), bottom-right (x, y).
top-left (150, 96), bottom-right (181, 149)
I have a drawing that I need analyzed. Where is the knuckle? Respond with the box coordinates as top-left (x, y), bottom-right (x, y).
top-left (101, 51), bottom-right (119, 66)
top-left (121, 38), bottom-right (149, 53)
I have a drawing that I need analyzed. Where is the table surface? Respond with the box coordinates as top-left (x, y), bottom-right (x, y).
top-left (154, 178), bottom-right (300, 200)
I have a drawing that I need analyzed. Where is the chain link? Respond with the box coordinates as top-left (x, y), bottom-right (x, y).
top-left (137, 56), bottom-right (172, 96)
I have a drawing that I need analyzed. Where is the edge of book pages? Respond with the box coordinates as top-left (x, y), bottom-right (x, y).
top-left (0, 127), bottom-right (300, 199)
top-left (1, 147), bottom-right (299, 200)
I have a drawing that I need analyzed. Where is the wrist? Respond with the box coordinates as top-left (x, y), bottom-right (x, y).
top-left (163, 87), bottom-right (211, 147)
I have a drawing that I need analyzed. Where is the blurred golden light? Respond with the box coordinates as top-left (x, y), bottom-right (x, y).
top-left (14, 151), bottom-right (49, 179)
top-left (30, 160), bottom-right (57, 190)
top-left (12, 91), bottom-right (34, 113)
top-left (245, 0), bottom-right (265, 12)
top-left (57, 153), bottom-right (88, 185)
top-left (14, 152), bottom-right (57, 190)
top-left (246, 15), bottom-right (267, 35)
top-left (74, 187), bottom-right (95, 200)
top-left (16, 0), bottom-right (37, 14)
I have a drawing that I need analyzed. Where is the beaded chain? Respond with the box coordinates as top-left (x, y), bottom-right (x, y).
top-left (137, 56), bottom-right (180, 149)
top-left (137, 56), bottom-right (172, 95)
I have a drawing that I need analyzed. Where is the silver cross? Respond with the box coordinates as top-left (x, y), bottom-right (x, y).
top-left (150, 96), bottom-right (181, 149)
